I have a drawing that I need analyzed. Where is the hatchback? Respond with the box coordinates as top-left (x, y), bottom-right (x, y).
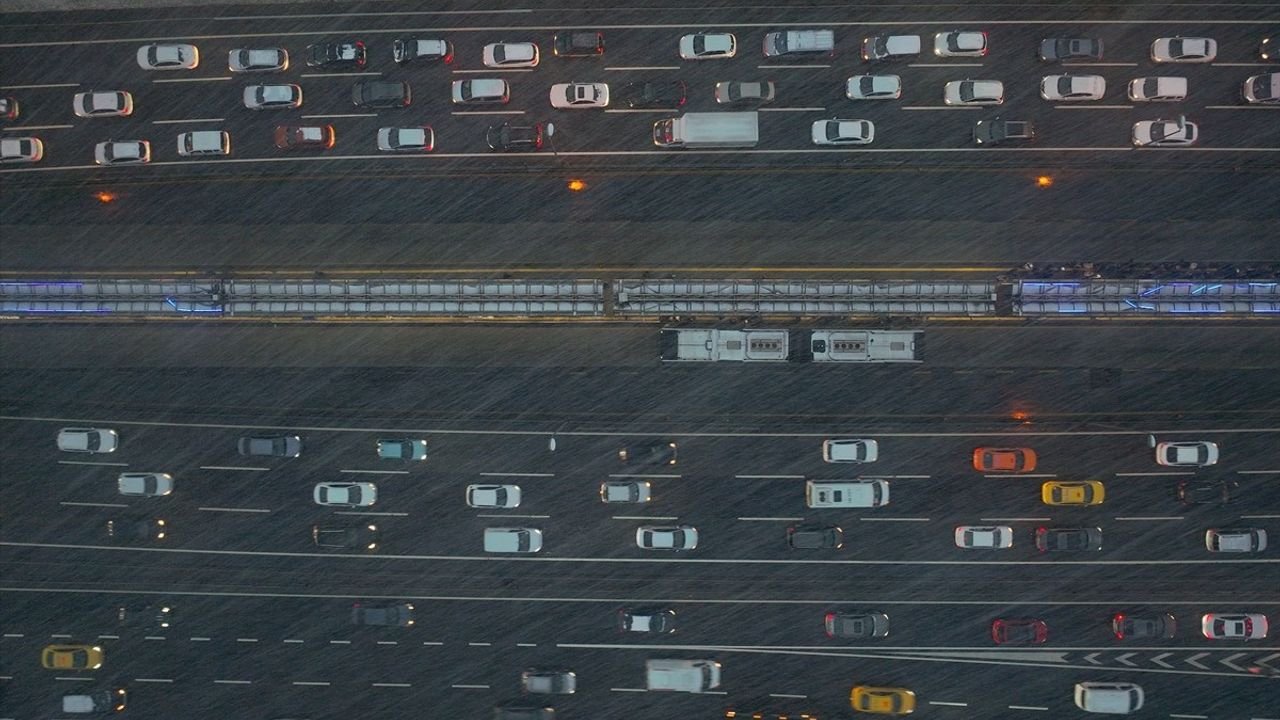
top-left (934, 30), bottom-right (988, 57)
top-left (238, 434), bottom-right (301, 457)
top-left (118, 472), bottom-right (174, 497)
top-left (484, 41), bottom-right (540, 68)
top-left (1040, 74), bottom-right (1106, 101)
top-left (243, 84), bottom-right (302, 110)
top-left (714, 81), bottom-right (776, 105)
top-left (466, 484), bottom-right (522, 508)
top-left (553, 30), bottom-right (605, 57)
top-left (679, 32), bottom-right (737, 60)
top-left (825, 611), bottom-right (889, 638)
top-left (1132, 119), bottom-right (1197, 147)
top-left (377, 127), bottom-right (434, 152)
top-left (94, 141), bottom-right (151, 166)
top-left (787, 524), bottom-right (844, 549)
top-left (57, 427), bottom-right (119, 453)
top-left (1151, 37), bottom-right (1217, 63)
top-left (846, 75), bottom-right (902, 100)
top-left (313, 481), bottom-right (376, 507)
top-left (944, 79), bottom-right (1004, 105)
top-left (599, 480), bottom-right (652, 503)
top-left (823, 438), bottom-right (878, 462)
top-left (393, 38), bottom-right (452, 64)
top-left (972, 447), bottom-right (1036, 472)
top-left (521, 669), bottom-right (577, 694)
top-left (229, 48), bottom-right (288, 72)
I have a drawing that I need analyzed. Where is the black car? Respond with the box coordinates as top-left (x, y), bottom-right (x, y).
top-left (350, 602), bottom-right (414, 626)
top-left (617, 440), bottom-right (678, 465)
top-left (486, 122), bottom-right (544, 152)
top-left (352, 80), bottom-right (411, 108)
top-left (825, 611), bottom-right (889, 639)
top-left (393, 38), bottom-right (452, 64)
top-left (313, 523), bottom-right (380, 551)
top-left (238, 434), bottom-right (302, 457)
top-left (552, 30), bottom-right (605, 57)
top-left (0, 96), bottom-right (17, 122)
top-left (1035, 526), bottom-right (1102, 552)
top-left (974, 118), bottom-right (1036, 146)
top-left (1039, 37), bottom-right (1103, 61)
top-left (1177, 479), bottom-right (1232, 506)
top-left (1112, 612), bottom-right (1176, 640)
top-left (618, 607), bottom-right (675, 634)
top-left (106, 517), bottom-right (168, 542)
top-left (617, 80), bottom-right (687, 108)
top-left (117, 604), bottom-right (174, 629)
top-left (306, 40), bottom-right (367, 68)
top-left (786, 524), bottom-right (844, 550)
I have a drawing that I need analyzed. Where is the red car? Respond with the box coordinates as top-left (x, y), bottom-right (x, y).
top-left (992, 618), bottom-right (1048, 645)
top-left (973, 447), bottom-right (1037, 473)
top-left (274, 125), bottom-right (335, 150)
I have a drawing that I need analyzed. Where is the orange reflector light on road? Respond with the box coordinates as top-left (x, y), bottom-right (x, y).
top-left (567, 179), bottom-right (587, 192)
top-left (1035, 175), bottom-right (1053, 188)
top-left (95, 191), bottom-right (118, 203)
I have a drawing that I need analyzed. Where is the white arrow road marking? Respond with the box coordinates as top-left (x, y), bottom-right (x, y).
top-left (1186, 652), bottom-right (1211, 670)
top-left (1084, 652), bottom-right (1103, 665)
top-left (1116, 652), bottom-right (1138, 667)
top-left (1152, 652), bottom-right (1175, 669)
top-left (1221, 652), bottom-right (1251, 672)
top-left (1255, 652), bottom-right (1280, 670)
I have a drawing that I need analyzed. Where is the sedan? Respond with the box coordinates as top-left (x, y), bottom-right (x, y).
top-left (1, 137), bottom-right (44, 163)
top-left (376, 437), bottom-right (428, 459)
top-left (238, 435), bottom-right (301, 457)
top-left (599, 480), bottom-right (652, 503)
top-left (954, 525), bottom-right (1014, 549)
top-left (117, 472), bottom-right (174, 497)
top-left (106, 517), bottom-right (167, 541)
top-left (617, 440), bottom-right (678, 464)
top-left (487, 122), bottom-right (544, 151)
top-left (714, 81), bottom-right (776, 105)
top-left (617, 80), bottom-right (687, 108)
top-left (851, 686), bottom-right (915, 716)
top-left (483, 41), bottom-right (540, 68)
top-left (1151, 36), bottom-right (1217, 63)
top-left (1202, 613), bottom-right (1268, 640)
top-left (1127, 76), bottom-right (1188, 102)
top-left (351, 601), bottom-right (414, 626)
top-left (1041, 480), bottom-right (1105, 506)
top-left (313, 481), bottom-right (376, 507)
top-left (137, 43), bottom-right (199, 70)
top-left (466, 484), bottom-right (522, 508)
top-left (1205, 528), bottom-right (1267, 553)
top-left (1039, 37), bottom-right (1103, 61)
top-left (1132, 119), bottom-right (1197, 147)
top-left (825, 611), bottom-right (889, 639)
top-left (229, 48), bottom-right (288, 72)
top-left (73, 91), bottom-right (134, 118)
top-left (812, 118), bottom-right (875, 145)
top-left (313, 523), bottom-right (380, 551)
top-left (1040, 74), bottom-right (1106, 101)
top-left (944, 79), bottom-right (1004, 105)
top-left (934, 30), bottom-right (989, 57)
top-left (992, 618), bottom-right (1048, 645)
top-left (786, 524), bottom-right (844, 549)
top-left (636, 525), bottom-right (698, 550)
top-left (274, 125), bottom-right (336, 150)
top-left (846, 75), bottom-right (902, 100)
top-left (1156, 440), bottom-right (1218, 466)
top-left (394, 38), bottom-right (452, 64)
top-left (1112, 612), bottom-right (1177, 640)
top-left (1177, 479), bottom-right (1231, 506)
top-left (377, 126), bottom-right (434, 152)
top-left (41, 644), bottom-right (103, 670)
top-left (243, 84), bottom-right (302, 110)
top-left (521, 669), bottom-right (576, 695)
top-left (618, 607), bottom-right (675, 634)
top-left (1036, 526), bottom-right (1103, 552)
top-left (307, 40), bottom-right (366, 68)
top-left (550, 82), bottom-right (610, 109)
top-left (972, 447), bottom-right (1037, 472)
top-left (352, 80), bottom-right (411, 108)
top-left (679, 32), bottom-right (737, 60)
top-left (822, 438), bottom-right (878, 463)
top-left (94, 141), bottom-right (150, 166)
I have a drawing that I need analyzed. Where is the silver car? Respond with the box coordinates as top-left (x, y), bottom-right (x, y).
top-left (822, 438), bottom-right (878, 463)
top-left (1205, 528), bottom-right (1267, 553)
top-left (376, 437), bottom-right (428, 460)
top-left (1155, 441), bottom-right (1218, 466)
top-left (229, 48), bottom-right (288, 72)
top-left (137, 43), bottom-right (199, 70)
top-left (1039, 74), bottom-right (1106, 101)
top-left (1151, 36), bottom-right (1217, 63)
top-left (313, 482), bottom-right (377, 507)
top-left (679, 32), bottom-right (737, 60)
top-left (599, 481), bottom-right (652, 503)
top-left (243, 84), bottom-right (302, 110)
top-left (0, 137), bottom-right (43, 163)
top-left (944, 79), bottom-right (1004, 105)
top-left (466, 484), bottom-right (522, 508)
top-left (811, 119), bottom-right (875, 146)
top-left (934, 30), bottom-right (988, 57)
top-left (57, 427), bottom-right (119, 453)
top-left (636, 525), bottom-right (698, 550)
top-left (845, 75), bottom-right (902, 100)
top-left (520, 669), bottom-right (576, 695)
top-left (118, 473), bottom-right (174, 497)
top-left (714, 81), bottom-right (775, 105)
top-left (954, 525), bottom-right (1014, 549)
top-left (95, 140), bottom-right (151, 166)
top-left (1132, 119), bottom-right (1198, 147)
top-left (1127, 76), bottom-right (1187, 102)
top-left (73, 91), bottom-right (134, 118)
top-left (1201, 613), bottom-right (1268, 639)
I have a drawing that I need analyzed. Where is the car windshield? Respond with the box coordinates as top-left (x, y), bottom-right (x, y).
top-left (960, 83), bottom-right (976, 101)
top-left (493, 45), bottom-right (506, 63)
top-left (1169, 39), bottom-right (1185, 57)
top-left (947, 35), bottom-right (967, 52)
top-left (859, 77), bottom-right (876, 94)
top-left (825, 123), bottom-right (843, 141)
top-left (694, 36), bottom-right (710, 54)
top-left (874, 37), bottom-right (889, 54)
top-left (1057, 77), bottom-right (1074, 95)
top-left (1142, 78), bottom-right (1158, 96)
top-left (346, 487), bottom-right (361, 503)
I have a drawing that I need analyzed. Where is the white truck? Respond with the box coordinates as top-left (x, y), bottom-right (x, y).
top-left (763, 29), bottom-right (835, 57)
top-left (652, 111), bottom-right (758, 149)
top-left (645, 659), bottom-right (722, 693)
top-left (659, 328), bottom-right (923, 363)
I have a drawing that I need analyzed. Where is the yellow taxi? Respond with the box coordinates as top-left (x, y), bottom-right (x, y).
top-left (1041, 480), bottom-right (1105, 506)
top-left (851, 685), bottom-right (916, 715)
top-left (41, 644), bottom-right (103, 670)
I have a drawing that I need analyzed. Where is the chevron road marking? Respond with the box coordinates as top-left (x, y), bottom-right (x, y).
top-left (1116, 652), bottom-right (1138, 667)
top-left (1186, 652), bottom-right (1211, 670)
top-left (1151, 652), bottom-right (1175, 669)
top-left (1083, 652), bottom-right (1103, 665)
top-left (1221, 652), bottom-right (1251, 672)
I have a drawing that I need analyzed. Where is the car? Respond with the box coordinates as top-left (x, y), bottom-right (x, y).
top-left (493, 704), bottom-right (554, 720)
top-left (992, 618), bottom-right (1048, 645)
top-left (452, 79), bottom-right (511, 104)
top-left (1132, 118), bottom-right (1197, 147)
top-left (861, 34), bottom-right (922, 62)
top-left (812, 118), bottom-right (875, 146)
top-left (307, 40), bottom-right (366, 68)
top-left (177, 130), bottom-right (231, 157)
top-left (599, 480), bottom-right (652, 503)
top-left (824, 611), bottom-right (889, 639)
top-left (1074, 683), bottom-right (1144, 715)
top-left (352, 80), bottom-right (411, 108)
top-left (637, 525), bottom-right (698, 550)
top-left (618, 440), bottom-right (678, 465)
top-left (1040, 74), bottom-right (1106, 101)
top-left (553, 30), bottom-right (605, 57)
top-left (376, 437), bottom-right (428, 459)
top-left (954, 525), bottom-right (1014, 549)
top-left (137, 43), bottom-right (199, 70)
top-left (0, 137), bottom-right (43, 163)
top-left (1111, 612), bottom-right (1177, 640)
top-left (106, 517), bottom-right (168, 541)
top-left (238, 435), bottom-right (301, 457)
top-left (944, 79), bottom-right (1004, 105)
top-left (934, 30), bottom-right (989, 57)
top-left (846, 75), bottom-right (902, 100)
top-left (42, 644), bottom-right (103, 670)
top-left (1206, 528), bottom-right (1268, 553)
top-left (806, 479), bottom-right (890, 508)
top-left (1263, 35), bottom-right (1278, 61)
top-left (973, 118), bottom-right (1036, 146)
top-left (314, 482), bottom-right (377, 507)
top-left (679, 32), bottom-right (737, 60)
top-left (1035, 526), bottom-right (1103, 552)
top-left (972, 447), bottom-right (1036, 472)
top-left (394, 38), bottom-right (452, 64)
top-left (1041, 480), bottom-right (1105, 506)
top-left (619, 607), bottom-right (675, 633)
top-left (94, 141), bottom-right (151, 166)
top-left (312, 523), bottom-right (380, 551)
top-left (486, 122), bottom-right (544, 151)
top-left (62, 687), bottom-right (128, 713)
top-left (762, 29), bottom-right (835, 58)
top-left (1242, 72), bottom-right (1279, 103)
top-left (377, 126), bottom-right (434, 151)
top-left (1151, 36), bottom-right (1217, 63)
top-left (117, 472), bottom-right (174, 497)
top-left (1201, 613), bottom-right (1268, 639)
top-left (484, 527), bottom-right (543, 553)
top-left (617, 80), bottom-right (687, 108)
top-left (787, 524), bottom-right (844, 549)
top-left (229, 47), bottom-right (288, 72)
top-left (1127, 76), bottom-right (1188, 102)
top-left (467, 484), bottom-right (522, 508)
top-left (484, 41), bottom-right (540, 68)
top-left (1156, 440), bottom-right (1219, 466)
top-left (0, 96), bottom-right (17, 121)
top-left (549, 82), bottom-right (609, 109)
top-left (243, 84), bottom-right (302, 110)
top-left (274, 125), bottom-right (336, 150)
top-left (850, 686), bottom-right (916, 715)
top-left (822, 438), bottom-right (878, 463)
top-left (1178, 479), bottom-right (1231, 506)
top-left (350, 602), bottom-right (414, 626)
top-left (116, 603), bottom-right (174, 629)
top-left (714, 81), bottom-right (776, 105)
top-left (57, 427), bottom-right (119, 453)
top-left (521, 669), bottom-right (576, 694)
top-left (1039, 37), bottom-right (1104, 61)
top-left (73, 91), bottom-right (133, 118)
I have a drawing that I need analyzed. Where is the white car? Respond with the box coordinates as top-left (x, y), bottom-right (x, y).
top-left (1040, 74), bottom-right (1106, 101)
top-left (137, 43), bottom-right (199, 70)
top-left (1151, 37), bottom-right (1217, 63)
top-left (73, 91), bottom-right (134, 118)
top-left (466, 484), bottom-right (521, 508)
top-left (377, 126), bottom-right (434, 151)
top-left (1205, 528), bottom-right (1267, 553)
top-left (229, 48), bottom-right (288, 72)
top-left (1132, 119), bottom-right (1198, 147)
top-left (1201, 613), bottom-right (1268, 640)
top-left (846, 75), bottom-right (902, 100)
top-left (822, 439), bottom-right (879, 463)
top-left (1242, 72), bottom-right (1279, 104)
top-left (679, 32), bottom-right (737, 60)
top-left (934, 30), bottom-right (989, 57)
top-left (1127, 76), bottom-right (1188, 102)
top-left (1, 137), bottom-right (44, 163)
top-left (243, 84), bottom-right (302, 110)
top-left (313, 482), bottom-right (377, 507)
top-left (483, 527), bottom-right (542, 553)
top-left (483, 41), bottom-right (539, 68)
top-left (118, 472), bottom-right (174, 497)
top-left (57, 427), bottom-right (119, 453)
top-left (95, 141), bottom-right (151, 166)
top-left (1074, 683), bottom-right (1145, 715)
top-left (944, 79), bottom-right (1004, 105)
top-left (451, 78), bottom-right (510, 105)
top-left (637, 525), bottom-right (698, 551)
top-left (954, 525), bottom-right (1014, 549)
top-left (1155, 440), bottom-right (1219, 466)
top-left (600, 480), bottom-right (652, 503)
top-left (550, 82), bottom-right (609, 109)
top-left (812, 119), bottom-right (874, 146)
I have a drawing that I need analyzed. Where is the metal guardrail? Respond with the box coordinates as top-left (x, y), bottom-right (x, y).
top-left (614, 279), bottom-right (996, 315)
top-left (1017, 281), bottom-right (1280, 315)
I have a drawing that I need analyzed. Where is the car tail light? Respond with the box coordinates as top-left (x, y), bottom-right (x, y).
top-left (444, 53), bottom-right (454, 64)
top-left (981, 32), bottom-right (990, 55)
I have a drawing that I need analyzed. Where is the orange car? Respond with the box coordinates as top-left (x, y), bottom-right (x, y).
top-left (973, 447), bottom-right (1037, 473)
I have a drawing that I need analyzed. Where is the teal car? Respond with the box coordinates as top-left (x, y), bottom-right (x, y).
top-left (377, 438), bottom-right (428, 460)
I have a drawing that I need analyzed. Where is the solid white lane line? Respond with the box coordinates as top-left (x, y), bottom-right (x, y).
top-left (452, 683), bottom-right (489, 689)
top-left (985, 474), bottom-right (1057, 479)
top-left (58, 460), bottom-right (128, 467)
top-left (373, 682), bottom-right (411, 687)
top-left (60, 501), bottom-right (128, 508)
top-left (450, 110), bottom-right (525, 115)
top-left (199, 506), bottom-right (271, 513)
top-left (1115, 471), bottom-right (1195, 476)
top-left (479, 471), bottom-right (553, 477)
top-left (153, 76), bottom-right (231, 83)
top-left (612, 516), bottom-right (678, 521)
top-left (606, 66), bottom-right (680, 71)
top-left (738, 517), bottom-right (805, 521)
top-left (301, 113), bottom-right (377, 119)
top-left (152, 117), bottom-right (226, 124)
top-left (1115, 516), bottom-right (1184, 521)
top-left (334, 511), bottom-right (408, 516)
top-left (215, 679), bottom-right (252, 684)
top-left (736, 474), bottom-right (805, 479)
top-left (340, 469), bottom-right (409, 475)
top-left (300, 72), bottom-right (380, 78)
top-left (608, 473), bottom-right (680, 478)
top-left (758, 107), bottom-right (826, 112)
top-left (861, 517), bottom-right (930, 522)
top-left (2, 124), bottom-right (75, 131)
top-left (199, 465), bottom-right (269, 471)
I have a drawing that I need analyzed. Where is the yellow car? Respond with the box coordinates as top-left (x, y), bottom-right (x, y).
top-left (41, 644), bottom-right (103, 670)
top-left (1041, 480), bottom-right (1105, 506)
top-left (851, 685), bottom-right (916, 715)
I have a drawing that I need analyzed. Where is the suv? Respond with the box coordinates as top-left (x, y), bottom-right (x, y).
top-left (353, 80), bottom-right (410, 108)
top-left (237, 434), bottom-right (301, 457)
top-left (177, 130), bottom-right (230, 157)
top-left (452, 78), bottom-right (510, 105)
top-left (1074, 682), bottom-right (1144, 714)
top-left (1206, 528), bottom-right (1267, 553)
top-left (974, 118), bottom-right (1036, 146)
top-left (350, 602), bottom-right (414, 626)
top-left (393, 38), bottom-right (452, 64)
top-left (787, 524), bottom-right (844, 549)
top-left (1039, 37), bottom-right (1103, 61)
top-left (861, 34), bottom-right (921, 61)
top-left (762, 29), bottom-right (835, 57)
top-left (486, 122), bottom-right (543, 151)
top-left (553, 30), bottom-right (604, 57)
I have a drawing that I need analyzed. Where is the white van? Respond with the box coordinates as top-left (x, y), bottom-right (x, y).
top-left (63, 688), bottom-right (127, 713)
top-left (484, 527), bottom-right (543, 553)
top-left (177, 130), bottom-right (231, 156)
top-left (806, 479), bottom-right (889, 508)
top-left (861, 34), bottom-right (922, 62)
top-left (1074, 682), bottom-right (1144, 714)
